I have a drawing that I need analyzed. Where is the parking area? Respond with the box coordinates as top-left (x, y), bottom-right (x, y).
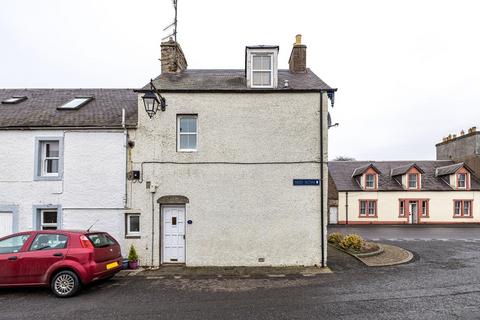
top-left (1, 226), bottom-right (480, 319)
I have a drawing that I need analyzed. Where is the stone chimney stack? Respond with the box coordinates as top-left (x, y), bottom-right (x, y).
top-left (160, 38), bottom-right (187, 74)
top-left (288, 34), bottom-right (307, 73)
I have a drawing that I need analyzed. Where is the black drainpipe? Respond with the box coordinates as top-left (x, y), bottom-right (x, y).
top-left (345, 191), bottom-right (349, 225)
top-left (320, 92), bottom-right (325, 268)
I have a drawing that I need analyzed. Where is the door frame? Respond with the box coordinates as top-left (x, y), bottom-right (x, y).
top-left (408, 201), bottom-right (419, 224)
top-left (160, 204), bottom-right (186, 264)
top-left (0, 205), bottom-right (19, 235)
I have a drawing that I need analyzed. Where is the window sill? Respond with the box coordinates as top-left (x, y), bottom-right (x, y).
top-left (358, 216), bottom-right (378, 218)
top-left (125, 235), bottom-right (141, 239)
top-left (34, 175), bottom-right (62, 181)
top-left (453, 216), bottom-right (474, 218)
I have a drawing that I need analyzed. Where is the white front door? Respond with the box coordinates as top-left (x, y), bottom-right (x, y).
top-left (162, 206), bottom-right (185, 263)
top-left (329, 207), bottom-right (338, 224)
top-left (409, 201), bottom-right (418, 224)
top-left (0, 212), bottom-right (13, 238)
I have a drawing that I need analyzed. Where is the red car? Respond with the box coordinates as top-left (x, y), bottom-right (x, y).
top-left (0, 230), bottom-right (123, 297)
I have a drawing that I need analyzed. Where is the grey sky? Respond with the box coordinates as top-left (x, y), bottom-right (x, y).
top-left (1, 0), bottom-right (479, 160)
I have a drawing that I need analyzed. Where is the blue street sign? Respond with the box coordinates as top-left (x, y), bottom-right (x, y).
top-left (293, 179), bottom-right (320, 186)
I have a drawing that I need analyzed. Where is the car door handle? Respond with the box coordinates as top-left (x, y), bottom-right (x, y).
top-left (53, 253), bottom-right (63, 257)
top-left (8, 256), bottom-right (17, 261)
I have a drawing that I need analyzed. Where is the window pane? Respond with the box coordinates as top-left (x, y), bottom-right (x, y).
top-left (42, 211), bottom-right (57, 224)
top-left (464, 201), bottom-right (471, 216)
top-left (252, 71), bottom-right (271, 86)
top-left (46, 142), bottom-right (59, 157)
top-left (129, 216), bottom-right (140, 233)
top-left (0, 235), bottom-right (30, 254)
top-left (399, 201), bottom-right (404, 216)
top-left (455, 201), bottom-right (461, 215)
top-left (368, 201), bottom-right (376, 215)
top-left (360, 201), bottom-right (366, 215)
top-left (180, 117), bottom-right (196, 133)
top-left (458, 174), bottom-right (466, 187)
top-left (30, 234), bottom-right (67, 251)
top-left (253, 55), bottom-right (271, 70)
top-left (180, 134), bottom-right (197, 150)
top-left (46, 159), bottom-right (59, 173)
top-left (408, 174), bottom-right (417, 188)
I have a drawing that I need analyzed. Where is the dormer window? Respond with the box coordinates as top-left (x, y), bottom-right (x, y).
top-left (365, 174), bottom-right (376, 189)
top-left (252, 55), bottom-right (273, 87)
top-left (457, 173), bottom-right (467, 189)
top-left (245, 46), bottom-right (278, 89)
top-left (408, 173), bottom-right (419, 189)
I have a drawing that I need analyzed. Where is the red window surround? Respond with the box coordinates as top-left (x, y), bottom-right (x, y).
top-left (363, 168), bottom-right (378, 190)
top-left (359, 200), bottom-right (378, 218)
top-left (399, 199), bottom-right (430, 219)
top-left (456, 170), bottom-right (470, 190)
top-left (453, 200), bottom-right (473, 218)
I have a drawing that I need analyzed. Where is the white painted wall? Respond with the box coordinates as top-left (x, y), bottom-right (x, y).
top-left (338, 191), bottom-right (480, 224)
top-left (128, 92), bottom-right (329, 267)
top-left (0, 130), bottom-right (126, 250)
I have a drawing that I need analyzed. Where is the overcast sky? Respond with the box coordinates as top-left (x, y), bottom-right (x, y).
top-left (1, 0), bottom-right (479, 160)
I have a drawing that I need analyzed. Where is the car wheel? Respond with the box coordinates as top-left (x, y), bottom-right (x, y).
top-left (51, 270), bottom-right (81, 298)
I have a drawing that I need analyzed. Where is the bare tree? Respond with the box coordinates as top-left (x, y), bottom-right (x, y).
top-left (333, 156), bottom-right (356, 161)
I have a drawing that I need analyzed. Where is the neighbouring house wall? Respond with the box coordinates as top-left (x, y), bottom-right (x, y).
top-left (127, 92), bottom-right (328, 267)
top-left (0, 130), bottom-right (126, 250)
top-left (338, 191), bottom-right (480, 224)
top-left (436, 132), bottom-right (480, 177)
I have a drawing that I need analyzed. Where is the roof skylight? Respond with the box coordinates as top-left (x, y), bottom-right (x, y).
top-left (57, 97), bottom-right (94, 110)
top-left (1, 96), bottom-right (28, 104)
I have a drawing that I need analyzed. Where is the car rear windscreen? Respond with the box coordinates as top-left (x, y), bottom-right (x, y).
top-left (87, 233), bottom-right (116, 248)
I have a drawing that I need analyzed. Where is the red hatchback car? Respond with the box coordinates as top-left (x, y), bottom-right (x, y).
top-left (0, 230), bottom-right (122, 297)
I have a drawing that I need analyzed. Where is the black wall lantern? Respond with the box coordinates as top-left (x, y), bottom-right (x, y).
top-left (142, 79), bottom-right (166, 118)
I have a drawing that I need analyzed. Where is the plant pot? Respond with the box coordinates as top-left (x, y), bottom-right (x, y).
top-left (122, 259), bottom-right (129, 270)
top-left (128, 260), bottom-right (139, 270)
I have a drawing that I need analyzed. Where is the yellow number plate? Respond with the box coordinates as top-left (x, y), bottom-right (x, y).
top-left (106, 262), bottom-right (119, 270)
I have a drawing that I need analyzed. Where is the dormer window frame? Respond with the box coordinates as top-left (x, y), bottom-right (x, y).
top-left (407, 173), bottom-right (419, 190)
top-left (245, 46), bottom-right (279, 89)
top-left (456, 171), bottom-right (470, 190)
top-left (364, 173), bottom-right (377, 190)
top-left (250, 53), bottom-right (274, 88)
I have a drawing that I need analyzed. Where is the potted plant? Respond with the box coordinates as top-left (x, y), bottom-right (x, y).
top-left (128, 245), bottom-right (139, 269)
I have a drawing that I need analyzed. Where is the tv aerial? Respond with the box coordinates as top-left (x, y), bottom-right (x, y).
top-left (162, 0), bottom-right (178, 41)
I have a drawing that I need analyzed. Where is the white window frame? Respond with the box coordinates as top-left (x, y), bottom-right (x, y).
top-left (126, 213), bottom-right (141, 237)
top-left (457, 173), bottom-right (467, 189)
top-left (34, 137), bottom-right (64, 181)
top-left (40, 209), bottom-right (58, 230)
top-left (41, 141), bottom-right (60, 177)
top-left (250, 53), bottom-right (274, 88)
top-left (408, 173), bottom-right (418, 189)
top-left (365, 174), bottom-right (375, 189)
top-left (177, 115), bottom-right (198, 152)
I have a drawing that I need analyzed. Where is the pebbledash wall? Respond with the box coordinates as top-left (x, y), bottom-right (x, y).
top-left (338, 191), bottom-right (480, 224)
top-left (126, 92), bottom-right (329, 267)
top-left (0, 130), bottom-right (127, 249)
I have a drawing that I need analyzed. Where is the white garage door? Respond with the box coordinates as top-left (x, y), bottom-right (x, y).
top-left (0, 212), bottom-right (13, 238)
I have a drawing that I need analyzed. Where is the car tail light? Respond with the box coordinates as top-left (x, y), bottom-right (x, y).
top-left (80, 235), bottom-right (94, 249)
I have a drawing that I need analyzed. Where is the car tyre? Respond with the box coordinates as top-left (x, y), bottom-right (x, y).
top-left (51, 270), bottom-right (81, 298)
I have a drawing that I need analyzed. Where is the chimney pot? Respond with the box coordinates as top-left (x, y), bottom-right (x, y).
top-left (295, 34), bottom-right (302, 45)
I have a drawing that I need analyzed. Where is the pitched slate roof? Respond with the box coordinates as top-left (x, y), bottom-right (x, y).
top-left (435, 163), bottom-right (466, 176)
top-left (352, 163), bottom-right (380, 177)
top-left (390, 163), bottom-right (425, 176)
top-left (141, 69), bottom-right (332, 92)
top-left (0, 89), bottom-right (137, 129)
top-left (328, 160), bottom-right (480, 191)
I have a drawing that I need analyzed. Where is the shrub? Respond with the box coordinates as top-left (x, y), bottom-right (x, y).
top-left (339, 234), bottom-right (364, 251)
top-left (128, 244), bottom-right (139, 262)
top-left (328, 232), bottom-right (344, 245)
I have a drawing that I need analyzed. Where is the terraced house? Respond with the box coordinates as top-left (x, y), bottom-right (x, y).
top-left (125, 35), bottom-right (335, 267)
top-left (0, 89), bottom-right (137, 246)
top-left (329, 155), bottom-right (480, 225)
